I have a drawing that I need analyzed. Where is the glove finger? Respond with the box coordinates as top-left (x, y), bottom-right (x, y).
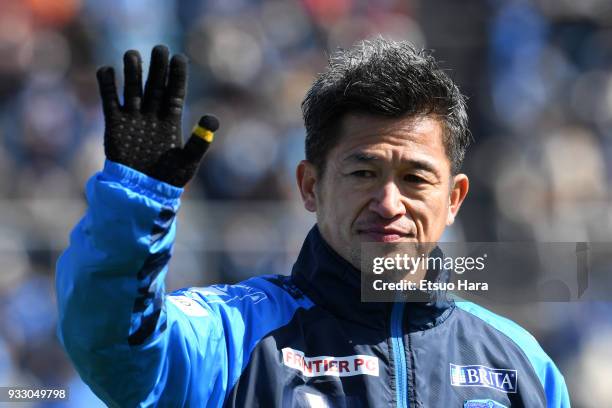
top-left (143, 45), bottom-right (169, 114)
top-left (96, 66), bottom-right (120, 117)
top-left (123, 50), bottom-right (143, 112)
top-left (162, 53), bottom-right (188, 119)
top-left (182, 114), bottom-right (219, 162)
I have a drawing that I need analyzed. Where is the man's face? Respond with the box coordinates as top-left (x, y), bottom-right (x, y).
top-left (297, 113), bottom-right (469, 268)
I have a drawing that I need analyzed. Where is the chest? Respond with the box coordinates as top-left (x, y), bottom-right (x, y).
top-left (224, 307), bottom-right (541, 408)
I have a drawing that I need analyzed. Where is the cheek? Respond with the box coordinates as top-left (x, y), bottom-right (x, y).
top-left (326, 176), bottom-right (362, 216)
top-left (407, 191), bottom-right (449, 228)
top-left (330, 192), bottom-right (369, 245)
top-left (330, 196), bottom-right (357, 232)
top-left (316, 182), bottom-right (349, 228)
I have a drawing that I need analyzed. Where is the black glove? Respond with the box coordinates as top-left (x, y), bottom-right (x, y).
top-left (96, 44), bottom-right (219, 187)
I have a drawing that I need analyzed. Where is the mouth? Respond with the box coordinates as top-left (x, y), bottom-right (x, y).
top-left (357, 228), bottom-right (415, 243)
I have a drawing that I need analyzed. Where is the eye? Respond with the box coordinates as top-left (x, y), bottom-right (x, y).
top-left (404, 174), bottom-right (427, 183)
top-left (351, 170), bottom-right (376, 178)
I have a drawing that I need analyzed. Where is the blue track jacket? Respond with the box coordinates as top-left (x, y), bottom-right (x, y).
top-left (56, 161), bottom-right (570, 407)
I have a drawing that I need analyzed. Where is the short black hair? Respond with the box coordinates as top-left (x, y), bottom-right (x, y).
top-left (302, 37), bottom-right (471, 175)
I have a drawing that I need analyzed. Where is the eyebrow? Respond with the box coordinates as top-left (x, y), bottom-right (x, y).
top-left (342, 152), bottom-right (440, 176)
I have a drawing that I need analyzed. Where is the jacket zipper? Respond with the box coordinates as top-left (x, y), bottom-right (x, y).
top-left (390, 302), bottom-right (408, 408)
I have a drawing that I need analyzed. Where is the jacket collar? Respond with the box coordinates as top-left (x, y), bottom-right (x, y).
top-left (291, 225), bottom-right (454, 331)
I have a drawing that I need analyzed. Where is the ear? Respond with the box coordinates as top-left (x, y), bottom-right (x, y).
top-left (296, 160), bottom-right (318, 213)
top-left (447, 173), bottom-right (469, 226)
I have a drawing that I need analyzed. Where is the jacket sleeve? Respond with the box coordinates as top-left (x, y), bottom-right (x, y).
top-left (545, 364), bottom-right (571, 408)
top-left (56, 160), bottom-right (229, 407)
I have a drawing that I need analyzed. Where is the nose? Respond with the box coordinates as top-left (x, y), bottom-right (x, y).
top-left (368, 180), bottom-right (406, 219)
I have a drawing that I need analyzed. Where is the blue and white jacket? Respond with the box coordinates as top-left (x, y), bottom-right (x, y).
top-left (56, 161), bottom-right (570, 407)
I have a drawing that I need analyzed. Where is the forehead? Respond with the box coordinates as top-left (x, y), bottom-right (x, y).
top-left (330, 113), bottom-right (448, 166)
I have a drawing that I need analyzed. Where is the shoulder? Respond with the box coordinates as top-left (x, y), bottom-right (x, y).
top-left (455, 301), bottom-right (544, 360)
top-left (181, 274), bottom-right (311, 303)
top-left (169, 274), bottom-right (314, 321)
top-left (168, 275), bottom-right (317, 369)
top-left (454, 301), bottom-right (569, 406)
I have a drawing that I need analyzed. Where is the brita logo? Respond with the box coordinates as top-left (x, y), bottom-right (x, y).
top-left (450, 364), bottom-right (518, 393)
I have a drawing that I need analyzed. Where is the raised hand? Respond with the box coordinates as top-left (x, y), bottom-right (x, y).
top-left (96, 44), bottom-right (218, 187)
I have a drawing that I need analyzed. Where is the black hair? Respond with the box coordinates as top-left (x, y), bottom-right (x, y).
top-left (302, 37), bottom-right (471, 175)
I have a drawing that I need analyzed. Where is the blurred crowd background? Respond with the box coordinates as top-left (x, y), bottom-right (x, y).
top-left (0, 0), bottom-right (611, 406)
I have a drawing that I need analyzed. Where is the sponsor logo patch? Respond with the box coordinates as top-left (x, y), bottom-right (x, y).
top-left (168, 295), bottom-right (209, 317)
top-left (197, 284), bottom-right (267, 305)
top-left (450, 364), bottom-right (517, 393)
top-left (464, 400), bottom-right (508, 408)
top-left (282, 347), bottom-right (379, 377)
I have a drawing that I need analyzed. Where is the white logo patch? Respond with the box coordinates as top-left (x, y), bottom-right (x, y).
top-left (168, 295), bottom-right (209, 317)
top-left (450, 364), bottom-right (518, 393)
top-left (282, 347), bottom-right (379, 377)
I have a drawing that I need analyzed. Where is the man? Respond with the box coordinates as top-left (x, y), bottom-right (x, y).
top-left (56, 39), bottom-right (570, 407)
